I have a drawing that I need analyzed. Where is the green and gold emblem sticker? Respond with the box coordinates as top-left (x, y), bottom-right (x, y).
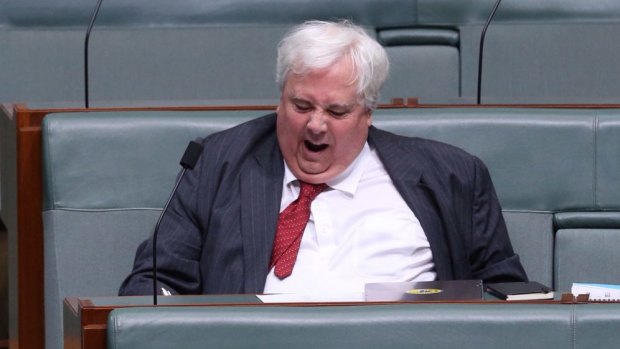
top-left (406, 288), bottom-right (443, 295)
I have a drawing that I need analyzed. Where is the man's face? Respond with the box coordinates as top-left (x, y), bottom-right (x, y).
top-left (276, 57), bottom-right (372, 184)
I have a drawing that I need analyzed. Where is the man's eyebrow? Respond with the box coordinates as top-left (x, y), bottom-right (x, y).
top-left (326, 103), bottom-right (355, 110)
top-left (288, 94), bottom-right (356, 110)
top-left (290, 96), bottom-right (310, 103)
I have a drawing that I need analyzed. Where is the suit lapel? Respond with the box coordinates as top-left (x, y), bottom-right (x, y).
top-left (239, 133), bottom-right (283, 293)
top-left (238, 125), bottom-right (458, 290)
top-left (368, 127), bottom-right (454, 280)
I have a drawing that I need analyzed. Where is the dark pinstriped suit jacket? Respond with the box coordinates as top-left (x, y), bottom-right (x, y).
top-left (119, 113), bottom-right (527, 296)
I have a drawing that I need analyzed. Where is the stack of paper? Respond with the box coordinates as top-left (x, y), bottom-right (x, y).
top-left (571, 283), bottom-right (620, 301)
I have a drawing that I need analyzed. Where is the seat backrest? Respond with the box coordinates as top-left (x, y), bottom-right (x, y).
top-left (552, 110), bottom-right (620, 291)
top-left (5, 1), bottom-right (620, 106)
top-left (42, 107), bottom-right (620, 348)
top-left (107, 303), bottom-right (620, 349)
top-left (373, 108), bottom-right (598, 289)
top-left (41, 110), bottom-right (259, 349)
top-left (374, 108), bottom-right (620, 292)
top-left (107, 304), bottom-right (582, 349)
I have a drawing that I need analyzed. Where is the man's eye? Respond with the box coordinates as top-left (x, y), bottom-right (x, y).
top-left (328, 110), bottom-right (347, 118)
top-left (294, 104), bottom-right (312, 112)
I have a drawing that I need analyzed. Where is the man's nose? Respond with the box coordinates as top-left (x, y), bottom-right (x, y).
top-left (306, 110), bottom-right (328, 133)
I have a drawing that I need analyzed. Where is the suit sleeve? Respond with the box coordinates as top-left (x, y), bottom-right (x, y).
top-left (468, 157), bottom-right (528, 283)
top-left (118, 157), bottom-right (205, 296)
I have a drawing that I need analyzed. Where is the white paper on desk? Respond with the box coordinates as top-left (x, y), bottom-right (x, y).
top-left (258, 292), bottom-right (365, 303)
top-left (571, 283), bottom-right (620, 301)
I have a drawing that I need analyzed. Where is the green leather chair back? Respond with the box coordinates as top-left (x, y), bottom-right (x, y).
top-left (41, 107), bottom-right (620, 349)
top-left (107, 303), bottom-right (620, 349)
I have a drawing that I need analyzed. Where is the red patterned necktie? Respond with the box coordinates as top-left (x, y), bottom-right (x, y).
top-left (270, 181), bottom-right (327, 279)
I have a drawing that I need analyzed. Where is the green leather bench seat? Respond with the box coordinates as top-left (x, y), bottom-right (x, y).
top-left (6, 0), bottom-right (620, 29)
top-left (42, 110), bottom-right (256, 349)
top-left (5, 1), bottom-right (620, 106)
top-left (106, 303), bottom-right (620, 349)
top-left (41, 107), bottom-right (620, 349)
top-left (0, 25), bottom-right (459, 106)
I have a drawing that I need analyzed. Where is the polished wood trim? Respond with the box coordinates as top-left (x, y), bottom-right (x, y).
top-left (82, 327), bottom-right (106, 349)
top-left (12, 100), bottom-right (421, 116)
top-left (15, 112), bottom-right (44, 349)
top-left (13, 103), bottom-right (277, 115)
top-left (409, 103), bottom-right (620, 109)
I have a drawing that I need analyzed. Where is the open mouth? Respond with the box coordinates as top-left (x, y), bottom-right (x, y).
top-left (304, 140), bottom-right (328, 152)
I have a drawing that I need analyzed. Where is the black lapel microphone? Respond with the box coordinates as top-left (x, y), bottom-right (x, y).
top-left (476, 0), bottom-right (503, 105)
top-left (84, 0), bottom-right (104, 108)
top-left (152, 140), bottom-right (204, 305)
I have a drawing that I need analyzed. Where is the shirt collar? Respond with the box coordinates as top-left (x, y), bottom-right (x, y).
top-left (283, 142), bottom-right (371, 197)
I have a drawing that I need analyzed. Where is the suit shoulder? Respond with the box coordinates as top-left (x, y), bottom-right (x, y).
top-left (371, 127), bottom-right (478, 162)
top-left (202, 113), bottom-right (277, 145)
top-left (410, 136), bottom-right (476, 162)
top-left (187, 113), bottom-right (278, 171)
top-left (369, 127), bottom-right (490, 184)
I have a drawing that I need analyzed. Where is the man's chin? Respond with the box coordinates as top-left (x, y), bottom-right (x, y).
top-left (294, 165), bottom-right (332, 184)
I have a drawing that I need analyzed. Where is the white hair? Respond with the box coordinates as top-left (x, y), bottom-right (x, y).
top-left (276, 20), bottom-right (390, 110)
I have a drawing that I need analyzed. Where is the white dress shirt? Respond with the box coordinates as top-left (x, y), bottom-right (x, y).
top-left (263, 143), bottom-right (436, 299)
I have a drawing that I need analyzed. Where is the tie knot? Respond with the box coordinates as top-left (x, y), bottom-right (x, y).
top-left (298, 181), bottom-right (327, 201)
